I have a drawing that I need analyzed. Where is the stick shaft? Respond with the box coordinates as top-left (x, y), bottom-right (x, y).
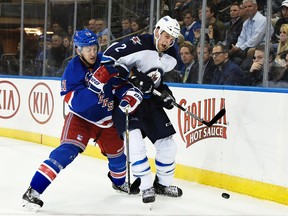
top-left (125, 107), bottom-right (131, 194)
top-left (153, 89), bottom-right (225, 127)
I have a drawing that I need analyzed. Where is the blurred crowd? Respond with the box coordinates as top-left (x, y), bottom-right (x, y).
top-left (1, 0), bottom-right (288, 88)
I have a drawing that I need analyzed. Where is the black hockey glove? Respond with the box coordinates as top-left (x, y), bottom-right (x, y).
top-left (128, 70), bottom-right (154, 94)
top-left (154, 84), bottom-right (175, 110)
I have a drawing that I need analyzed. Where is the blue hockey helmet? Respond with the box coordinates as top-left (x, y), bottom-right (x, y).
top-left (73, 29), bottom-right (98, 47)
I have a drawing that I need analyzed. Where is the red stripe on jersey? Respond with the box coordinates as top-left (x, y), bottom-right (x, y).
top-left (64, 91), bottom-right (73, 103)
top-left (39, 164), bottom-right (57, 181)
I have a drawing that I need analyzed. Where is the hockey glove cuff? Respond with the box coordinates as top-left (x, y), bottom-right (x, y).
top-left (119, 89), bottom-right (143, 114)
top-left (88, 76), bottom-right (105, 94)
top-left (93, 65), bottom-right (119, 84)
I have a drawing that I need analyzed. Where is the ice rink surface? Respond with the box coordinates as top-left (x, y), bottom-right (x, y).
top-left (1, 136), bottom-right (288, 216)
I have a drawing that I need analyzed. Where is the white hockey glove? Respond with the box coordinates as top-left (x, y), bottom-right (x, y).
top-left (119, 89), bottom-right (143, 114)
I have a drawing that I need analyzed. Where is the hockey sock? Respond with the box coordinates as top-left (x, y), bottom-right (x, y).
top-left (108, 153), bottom-right (126, 186)
top-left (30, 158), bottom-right (62, 194)
top-left (30, 144), bottom-right (80, 194)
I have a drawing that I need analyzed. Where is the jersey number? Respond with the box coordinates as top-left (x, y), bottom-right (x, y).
top-left (115, 44), bottom-right (127, 52)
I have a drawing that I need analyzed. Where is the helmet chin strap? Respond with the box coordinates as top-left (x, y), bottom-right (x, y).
top-left (154, 29), bottom-right (175, 52)
top-left (80, 55), bottom-right (94, 68)
top-left (77, 48), bottom-right (94, 68)
top-left (154, 28), bottom-right (161, 52)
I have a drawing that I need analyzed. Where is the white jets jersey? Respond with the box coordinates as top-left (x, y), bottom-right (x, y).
top-left (101, 34), bottom-right (177, 77)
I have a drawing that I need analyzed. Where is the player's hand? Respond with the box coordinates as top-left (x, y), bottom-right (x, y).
top-left (88, 65), bottom-right (119, 94)
top-left (119, 89), bottom-right (143, 113)
top-left (93, 65), bottom-right (119, 83)
top-left (129, 73), bottom-right (154, 94)
top-left (161, 89), bottom-right (175, 110)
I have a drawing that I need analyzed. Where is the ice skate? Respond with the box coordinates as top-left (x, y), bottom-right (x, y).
top-left (142, 187), bottom-right (155, 204)
top-left (153, 176), bottom-right (183, 197)
top-left (22, 186), bottom-right (43, 212)
top-left (108, 172), bottom-right (140, 194)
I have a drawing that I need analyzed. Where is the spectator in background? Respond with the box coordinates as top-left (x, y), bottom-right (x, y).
top-left (175, 33), bottom-right (185, 72)
top-left (196, 42), bottom-right (216, 84)
top-left (223, 3), bottom-right (244, 50)
top-left (173, 0), bottom-right (201, 26)
top-left (172, 0), bottom-right (185, 24)
top-left (63, 35), bottom-right (73, 59)
top-left (271, 0), bottom-right (288, 45)
top-left (210, 0), bottom-right (233, 24)
top-left (179, 41), bottom-right (199, 83)
top-left (47, 34), bottom-right (66, 76)
top-left (88, 18), bottom-right (98, 34)
top-left (211, 43), bottom-right (244, 85)
top-left (67, 25), bottom-right (73, 37)
top-left (193, 24), bottom-right (215, 48)
top-left (239, 2), bottom-right (249, 20)
top-left (131, 17), bottom-right (147, 35)
top-left (229, 0), bottom-right (273, 65)
top-left (95, 18), bottom-right (114, 40)
top-left (35, 35), bottom-right (52, 76)
top-left (243, 44), bottom-right (286, 86)
top-left (99, 34), bottom-right (109, 52)
top-left (161, 0), bottom-right (171, 17)
top-left (118, 17), bottom-right (132, 38)
top-left (180, 9), bottom-right (201, 44)
top-left (275, 24), bottom-right (288, 66)
top-left (198, 4), bottom-right (225, 43)
top-left (50, 22), bottom-right (67, 37)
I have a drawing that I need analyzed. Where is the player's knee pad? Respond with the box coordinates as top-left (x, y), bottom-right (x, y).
top-left (154, 136), bottom-right (177, 177)
top-left (154, 136), bottom-right (177, 163)
top-left (49, 144), bottom-right (81, 169)
top-left (108, 153), bottom-right (126, 186)
top-left (127, 129), bottom-right (151, 177)
top-left (128, 129), bottom-right (147, 162)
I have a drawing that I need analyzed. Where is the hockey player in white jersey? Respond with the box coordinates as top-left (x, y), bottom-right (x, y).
top-left (101, 16), bottom-right (183, 204)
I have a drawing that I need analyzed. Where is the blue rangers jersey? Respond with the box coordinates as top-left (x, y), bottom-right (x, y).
top-left (101, 34), bottom-right (178, 80)
top-left (60, 54), bottom-right (134, 128)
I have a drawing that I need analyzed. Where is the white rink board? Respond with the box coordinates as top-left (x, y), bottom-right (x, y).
top-left (0, 77), bottom-right (288, 188)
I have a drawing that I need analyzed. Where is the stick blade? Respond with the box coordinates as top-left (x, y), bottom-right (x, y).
top-left (130, 177), bottom-right (141, 194)
top-left (207, 108), bottom-right (226, 127)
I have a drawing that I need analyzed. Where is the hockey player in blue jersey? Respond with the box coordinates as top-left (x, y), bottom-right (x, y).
top-left (101, 16), bottom-right (183, 204)
top-left (22, 29), bottom-right (143, 212)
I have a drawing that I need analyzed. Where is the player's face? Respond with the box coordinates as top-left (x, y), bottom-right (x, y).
top-left (156, 30), bottom-right (176, 52)
top-left (79, 45), bottom-right (98, 65)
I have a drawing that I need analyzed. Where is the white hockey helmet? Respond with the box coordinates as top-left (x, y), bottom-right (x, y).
top-left (154, 16), bottom-right (180, 39)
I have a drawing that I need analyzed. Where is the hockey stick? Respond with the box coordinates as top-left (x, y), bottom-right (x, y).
top-left (125, 107), bottom-right (131, 194)
top-left (153, 89), bottom-right (226, 127)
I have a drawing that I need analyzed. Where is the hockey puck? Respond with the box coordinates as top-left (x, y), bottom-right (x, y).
top-left (222, 193), bottom-right (230, 199)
